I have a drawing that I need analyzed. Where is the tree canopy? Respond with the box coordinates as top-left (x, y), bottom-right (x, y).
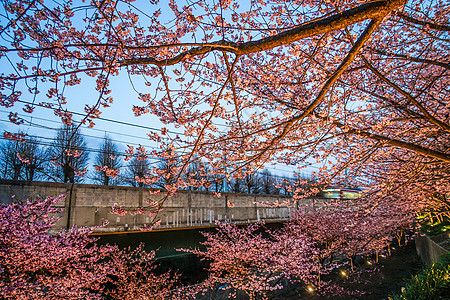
top-left (1, 0), bottom-right (449, 207)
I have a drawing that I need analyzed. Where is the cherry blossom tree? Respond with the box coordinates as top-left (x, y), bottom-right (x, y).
top-left (0, 0), bottom-right (447, 206)
top-left (180, 222), bottom-right (315, 299)
top-left (0, 0), bottom-right (448, 295)
top-left (182, 200), bottom-right (415, 298)
top-left (0, 195), bottom-right (177, 299)
top-left (102, 245), bottom-right (179, 300)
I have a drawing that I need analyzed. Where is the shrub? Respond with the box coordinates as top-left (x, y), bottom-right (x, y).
top-left (389, 253), bottom-right (450, 300)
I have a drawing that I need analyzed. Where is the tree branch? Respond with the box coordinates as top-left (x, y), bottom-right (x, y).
top-left (328, 117), bottom-right (450, 163)
top-left (232, 18), bottom-right (385, 166)
top-left (120, 0), bottom-right (405, 67)
top-left (363, 60), bottom-right (450, 133)
top-left (370, 48), bottom-right (450, 70)
top-left (397, 12), bottom-right (450, 32)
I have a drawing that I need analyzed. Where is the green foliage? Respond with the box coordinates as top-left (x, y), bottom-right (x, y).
top-left (389, 254), bottom-right (450, 300)
top-left (417, 214), bottom-right (450, 237)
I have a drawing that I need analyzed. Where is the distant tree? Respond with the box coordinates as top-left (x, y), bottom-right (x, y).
top-left (126, 156), bottom-right (149, 187)
top-left (244, 172), bottom-right (261, 194)
top-left (0, 140), bottom-right (23, 180)
top-left (266, 175), bottom-right (295, 196)
top-left (209, 172), bottom-right (225, 193)
top-left (0, 137), bottom-right (48, 181)
top-left (201, 163), bottom-right (212, 191)
top-left (259, 170), bottom-right (284, 195)
top-left (93, 135), bottom-right (122, 186)
top-left (21, 138), bottom-right (49, 182)
top-left (184, 161), bottom-right (212, 191)
top-left (260, 169), bottom-right (276, 195)
top-left (229, 176), bottom-right (243, 194)
top-left (152, 157), bottom-right (176, 190)
top-left (185, 161), bottom-right (201, 191)
top-left (280, 176), bottom-right (294, 196)
top-left (48, 125), bottom-right (89, 183)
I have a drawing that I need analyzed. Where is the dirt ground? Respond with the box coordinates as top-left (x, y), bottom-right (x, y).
top-left (276, 242), bottom-right (423, 300)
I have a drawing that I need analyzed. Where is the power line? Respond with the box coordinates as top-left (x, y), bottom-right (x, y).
top-left (13, 99), bottom-right (187, 136)
top-left (0, 135), bottom-right (312, 181)
top-left (1, 108), bottom-right (314, 174)
top-left (0, 135), bottom-right (145, 158)
top-left (0, 117), bottom-right (312, 174)
top-left (0, 118), bottom-right (161, 152)
top-left (0, 110), bottom-right (160, 143)
top-left (14, 99), bottom-right (231, 135)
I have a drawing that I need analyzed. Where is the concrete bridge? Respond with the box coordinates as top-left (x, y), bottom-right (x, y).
top-left (0, 180), bottom-right (305, 233)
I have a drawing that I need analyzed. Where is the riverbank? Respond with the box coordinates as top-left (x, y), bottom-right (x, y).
top-left (276, 242), bottom-right (422, 299)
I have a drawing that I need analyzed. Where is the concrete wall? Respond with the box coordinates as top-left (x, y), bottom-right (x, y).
top-left (0, 180), bottom-right (296, 233)
top-left (415, 232), bottom-right (450, 265)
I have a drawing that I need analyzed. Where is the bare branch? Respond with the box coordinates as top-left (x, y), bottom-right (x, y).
top-left (397, 12), bottom-right (450, 32)
top-left (370, 48), bottom-right (450, 70)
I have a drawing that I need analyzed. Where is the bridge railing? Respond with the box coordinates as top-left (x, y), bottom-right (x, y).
top-left (0, 179), bottom-right (303, 233)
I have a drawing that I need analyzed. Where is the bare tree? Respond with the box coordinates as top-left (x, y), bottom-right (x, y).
top-left (92, 135), bottom-right (122, 185)
top-left (21, 138), bottom-right (49, 182)
top-left (0, 140), bottom-right (23, 180)
top-left (260, 169), bottom-right (276, 195)
top-left (185, 161), bottom-right (212, 191)
top-left (48, 125), bottom-right (89, 183)
top-left (152, 157), bottom-right (176, 190)
top-left (126, 156), bottom-right (149, 187)
top-left (244, 172), bottom-right (261, 194)
top-left (229, 176), bottom-right (244, 194)
top-left (0, 137), bottom-right (48, 181)
top-left (209, 172), bottom-right (225, 193)
top-left (280, 176), bottom-right (294, 196)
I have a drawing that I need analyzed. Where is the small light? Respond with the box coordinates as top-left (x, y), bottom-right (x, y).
top-left (367, 261), bottom-right (373, 265)
top-left (392, 247), bottom-right (396, 250)
top-left (340, 270), bottom-right (347, 277)
top-left (380, 254), bottom-right (386, 258)
top-left (307, 286), bottom-right (315, 293)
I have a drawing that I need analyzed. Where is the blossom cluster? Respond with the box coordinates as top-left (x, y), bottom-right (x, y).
top-left (0, 196), bottom-right (177, 299)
